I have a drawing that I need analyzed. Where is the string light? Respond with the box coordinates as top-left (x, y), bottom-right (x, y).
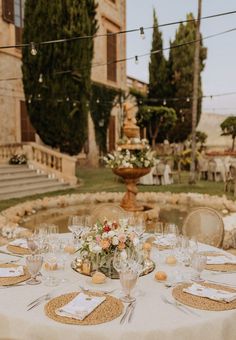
top-left (186, 97), bottom-right (190, 102)
top-left (139, 27), bottom-right (145, 39)
top-left (30, 42), bottom-right (37, 56)
top-left (66, 96), bottom-right (70, 102)
top-left (0, 9), bottom-right (235, 51)
top-left (96, 98), bottom-right (100, 104)
top-left (38, 73), bottom-right (43, 83)
top-left (163, 99), bottom-right (166, 105)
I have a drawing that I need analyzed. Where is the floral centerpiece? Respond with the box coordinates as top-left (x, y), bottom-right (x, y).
top-left (78, 219), bottom-right (140, 278)
top-left (103, 138), bottom-right (154, 169)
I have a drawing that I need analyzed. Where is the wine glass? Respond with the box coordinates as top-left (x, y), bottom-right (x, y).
top-left (68, 216), bottom-right (84, 241)
top-left (26, 255), bottom-right (43, 285)
top-left (154, 222), bottom-right (164, 241)
top-left (113, 249), bottom-right (140, 303)
top-left (191, 252), bottom-right (207, 282)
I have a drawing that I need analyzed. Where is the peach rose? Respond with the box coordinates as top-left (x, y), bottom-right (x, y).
top-left (118, 233), bottom-right (127, 243)
top-left (118, 242), bottom-right (126, 250)
top-left (100, 239), bottom-right (110, 250)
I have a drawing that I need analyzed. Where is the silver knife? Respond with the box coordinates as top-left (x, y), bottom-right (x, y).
top-left (120, 302), bottom-right (132, 324)
top-left (128, 301), bottom-right (136, 322)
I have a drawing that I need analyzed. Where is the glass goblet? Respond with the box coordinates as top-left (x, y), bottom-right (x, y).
top-left (26, 255), bottom-right (43, 285)
top-left (191, 253), bottom-right (207, 282)
top-left (119, 269), bottom-right (138, 303)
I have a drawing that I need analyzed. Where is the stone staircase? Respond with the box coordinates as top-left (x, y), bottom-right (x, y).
top-left (0, 164), bottom-right (73, 200)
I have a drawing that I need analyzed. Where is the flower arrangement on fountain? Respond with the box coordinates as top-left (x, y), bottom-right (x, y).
top-left (78, 219), bottom-right (140, 275)
top-left (103, 139), bottom-right (154, 169)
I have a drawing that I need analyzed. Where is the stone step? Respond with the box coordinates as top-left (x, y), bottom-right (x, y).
top-left (0, 184), bottom-right (71, 200)
top-left (0, 166), bottom-right (36, 175)
top-left (0, 164), bottom-right (73, 200)
top-left (0, 176), bottom-right (56, 189)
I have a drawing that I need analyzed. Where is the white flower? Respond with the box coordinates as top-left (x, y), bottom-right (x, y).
top-left (133, 237), bottom-right (140, 246)
top-left (108, 230), bottom-right (115, 237)
top-left (102, 232), bottom-right (109, 239)
top-left (92, 244), bottom-right (102, 253)
top-left (112, 236), bottom-right (119, 245)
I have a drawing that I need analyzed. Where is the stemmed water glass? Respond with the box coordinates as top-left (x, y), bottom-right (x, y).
top-left (26, 255), bottom-right (43, 285)
top-left (113, 249), bottom-right (141, 303)
top-left (191, 252), bottom-right (207, 282)
top-left (68, 216), bottom-right (86, 244)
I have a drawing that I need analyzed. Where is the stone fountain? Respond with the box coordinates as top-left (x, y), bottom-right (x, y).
top-left (112, 103), bottom-right (151, 212)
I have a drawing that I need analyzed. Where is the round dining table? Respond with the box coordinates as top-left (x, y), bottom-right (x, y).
top-left (0, 236), bottom-right (236, 340)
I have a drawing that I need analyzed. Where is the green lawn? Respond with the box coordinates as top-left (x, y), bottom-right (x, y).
top-left (0, 167), bottom-right (234, 212)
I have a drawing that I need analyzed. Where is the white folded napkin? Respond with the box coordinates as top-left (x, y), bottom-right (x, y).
top-left (0, 266), bottom-right (24, 278)
top-left (207, 255), bottom-right (236, 265)
top-left (183, 283), bottom-right (236, 303)
top-left (56, 293), bottom-right (106, 320)
top-left (153, 234), bottom-right (176, 247)
top-left (9, 238), bottom-right (29, 249)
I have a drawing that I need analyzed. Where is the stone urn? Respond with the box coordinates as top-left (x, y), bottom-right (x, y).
top-left (112, 167), bottom-right (151, 211)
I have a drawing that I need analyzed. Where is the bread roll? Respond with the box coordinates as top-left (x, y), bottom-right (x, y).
top-left (165, 255), bottom-right (177, 265)
top-left (91, 271), bottom-right (106, 284)
top-left (155, 271), bottom-right (167, 281)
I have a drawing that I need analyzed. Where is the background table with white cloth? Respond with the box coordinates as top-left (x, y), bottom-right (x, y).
top-left (0, 240), bottom-right (236, 340)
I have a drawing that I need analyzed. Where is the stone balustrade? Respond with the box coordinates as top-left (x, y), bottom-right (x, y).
top-left (0, 142), bottom-right (79, 185)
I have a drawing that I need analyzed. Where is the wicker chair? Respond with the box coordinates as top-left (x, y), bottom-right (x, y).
top-left (91, 203), bottom-right (126, 225)
top-left (182, 207), bottom-right (224, 248)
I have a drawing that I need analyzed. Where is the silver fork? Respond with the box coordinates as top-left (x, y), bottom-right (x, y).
top-left (128, 301), bottom-right (136, 323)
top-left (27, 293), bottom-right (52, 311)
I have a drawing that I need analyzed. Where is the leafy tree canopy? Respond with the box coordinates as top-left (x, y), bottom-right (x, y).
top-left (22, 0), bottom-right (98, 155)
top-left (221, 116), bottom-right (236, 150)
top-left (137, 105), bottom-right (177, 149)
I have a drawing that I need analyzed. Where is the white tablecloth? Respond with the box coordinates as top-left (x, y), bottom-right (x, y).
top-left (0, 240), bottom-right (236, 340)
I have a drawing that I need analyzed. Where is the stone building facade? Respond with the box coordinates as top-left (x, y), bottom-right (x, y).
top-left (0, 0), bottom-right (126, 165)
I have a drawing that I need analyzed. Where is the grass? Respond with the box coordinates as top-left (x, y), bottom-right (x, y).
top-left (0, 167), bottom-right (234, 212)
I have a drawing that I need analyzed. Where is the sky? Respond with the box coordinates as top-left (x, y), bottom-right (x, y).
top-left (126, 0), bottom-right (236, 115)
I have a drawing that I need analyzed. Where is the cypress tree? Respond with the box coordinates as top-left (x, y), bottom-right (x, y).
top-left (148, 9), bottom-right (168, 102)
top-left (22, 0), bottom-right (98, 155)
top-left (168, 13), bottom-right (207, 142)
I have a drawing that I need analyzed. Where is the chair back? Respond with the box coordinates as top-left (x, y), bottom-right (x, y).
top-left (182, 207), bottom-right (224, 248)
top-left (91, 203), bottom-right (126, 225)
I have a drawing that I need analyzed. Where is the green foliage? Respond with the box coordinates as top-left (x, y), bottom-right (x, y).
top-left (90, 83), bottom-right (122, 154)
top-left (22, 0), bottom-right (98, 155)
top-left (167, 13), bottom-right (207, 142)
top-left (148, 9), bottom-right (168, 99)
top-left (221, 116), bottom-right (236, 150)
top-left (137, 105), bottom-right (177, 148)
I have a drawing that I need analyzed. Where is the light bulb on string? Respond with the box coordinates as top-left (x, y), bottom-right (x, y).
top-left (163, 99), bottom-right (166, 106)
top-left (73, 102), bottom-right (77, 107)
top-left (96, 98), bottom-right (100, 104)
top-left (135, 56), bottom-right (139, 64)
top-left (28, 95), bottom-right (32, 104)
top-left (66, 96), bottom-right (70, 102)
top-left (86, 102), bottom-right (89, 107)
top-left (30, 42), bottom-right (37, 56)
top-left (139, 27), bottom-right (145, 40)
top-left (186, 97), bottom-right (190, 102)
top-left (38, 73), bottom-right (43, 83)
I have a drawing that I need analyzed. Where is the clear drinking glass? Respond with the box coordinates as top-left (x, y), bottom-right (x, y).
top-left (154, 222), bottom-right (164, 240)
top-left (119, 269), bottom-right (138, 303)
top-left (68, 216), bottom-right (84, 241)
top-left (191, 253), bottom-right (207, 282)
top-left (26, 255), bottom-right (43, 285)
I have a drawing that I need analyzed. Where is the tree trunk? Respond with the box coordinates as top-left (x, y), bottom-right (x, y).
top-left (189, 0), bottom-right (202, 184)
top-left (232, 137), bottom-right (235, 151)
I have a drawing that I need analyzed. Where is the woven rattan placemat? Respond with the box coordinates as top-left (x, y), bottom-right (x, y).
top-left (7, 245), bottom-right (31, 255)
top-left (201, 251), bottom-right (236, 272)
top-left (172, 282), bottom-right (236, 311)
top-left (0, 263), bottom-right (30, 286)
top-left (45, 291), bottom-right (123, 325)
